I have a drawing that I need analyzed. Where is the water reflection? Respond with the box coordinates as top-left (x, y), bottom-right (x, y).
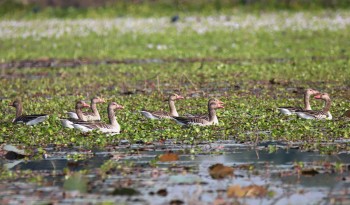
top-left (1, 144), bottom-right (350, 204)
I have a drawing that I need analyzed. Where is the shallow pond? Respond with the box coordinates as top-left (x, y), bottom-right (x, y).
top-left (1, 141), bottom-right (350, 205)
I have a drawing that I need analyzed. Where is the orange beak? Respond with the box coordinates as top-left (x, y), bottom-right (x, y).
top-left (177, 95), bottom-right (184, 100)
top-left (82, 102), bottom-right (90, 107)
top-left (217, 104), bottom-right (224, 109)
top-left (217, 100), bottom-right (224, 106)
top-left (217, 100), bottom-right (224, 108)
top-left (314, 94), bottom-right (322, 99)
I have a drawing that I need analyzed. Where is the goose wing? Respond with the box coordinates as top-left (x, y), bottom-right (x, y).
top-left (66, 111), bottom-right (78, 119)
top-left (13, 114), bottom-right (48, 123)
top-left (73, 121), bottom-right (111, 129)
top-left (277, 106), bottom-right (303, 115)
top-left (183, 113), bottom-right (209, 120)
top-left (141, 109), bottom-right (171, 119)
top-left (295, 110), bottom-right (328, 120)
top-left (173, 116), bottom-right (210, 126)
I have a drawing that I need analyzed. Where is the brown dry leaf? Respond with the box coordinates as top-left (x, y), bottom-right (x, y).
top-left (227, 185), bottom-right (246, 198)
top-left (227, 185), bottom-right (268, 198)
top-left (209, 163), bottom-right (234, 179)
top-left (245, 185), bottom-right (268, 197)
top-left (159, 152), bottom-right (179, 162)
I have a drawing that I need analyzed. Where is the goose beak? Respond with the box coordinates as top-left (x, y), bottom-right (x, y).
top-left (117, 104), bottom-right (124, 109)
top-left (314, 94), bottom-right (322, 99)
top-left (100, 98), bottom-right (106, 103)
top-left (217, 100), bottom-right (224, 108)
top-left (217, 104), bottom-right (225, 109)
top-left (217, 100), bottom-right (224, 105)
top-left (83, 102), bottom-right (90, 107)
top-left (177, 95), bottom-right (184, 100)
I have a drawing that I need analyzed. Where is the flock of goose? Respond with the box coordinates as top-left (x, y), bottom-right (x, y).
top-left (8, 88), bottom-right (339, 135)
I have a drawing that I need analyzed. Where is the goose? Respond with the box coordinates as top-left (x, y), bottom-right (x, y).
top-left (66, 97), bottom-right (105, 121)
top-left (141, 93), bottom-right (184, 119)
top-left (184, 98), bottom-right (223, 124)
top-left (295, 93), bottom-right (332, 120)
top-left (9, 99), bottom-right (49, 125)
top-left (72, 102), bottom-right (124, 134)
top-left (172, 98), bottom-right (224, 126)
top-left (277, 88), bottom-right (320, 115)
top-left (60, 100), bottom-right (90, 128)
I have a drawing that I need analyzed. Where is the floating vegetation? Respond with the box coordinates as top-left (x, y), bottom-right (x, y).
top-left (1, 8), bottom-right (350, 205)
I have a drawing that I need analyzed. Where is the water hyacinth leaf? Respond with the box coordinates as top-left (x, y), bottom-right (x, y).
top-left (63, 173), bottom-right (88, 193)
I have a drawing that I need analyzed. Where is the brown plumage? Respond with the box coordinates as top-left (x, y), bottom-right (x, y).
top-left (72, 102), bottom-right (124, 134)
top-left (9, 99), bottom-right (49, 125)
top-left (277, 88), bottom-right (320, 115)
top-left (141, 93), bottom-right (184, 119)
top-left (173, 98), bottom-right (224, 126)
top-left (60, 100), bottom-right (90, 128)
top-left (295, 93), bottom-right (332, 120)
top-left (66, 97), bottom-right (105, 121)
top-left (183, 98), bottom-right (222, 124)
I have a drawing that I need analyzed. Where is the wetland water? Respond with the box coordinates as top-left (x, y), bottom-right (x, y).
top-left (1, 10), bottom-right (350, 205)
top-left (1, 141), bottom-right (350, 204)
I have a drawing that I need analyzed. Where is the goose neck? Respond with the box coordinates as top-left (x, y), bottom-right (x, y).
top-left (304, 92), bottom-right (311, 110)
top-left (208, 106), bottom-right (217, 123)
top-left (169, 100), bottom-right (178, 117)
top-left (15, 103), bottom-right (23, 118)
top-left (91, 100), bottom-right (100, 117)
top-left (108, 107), bottom-right (118, 127)
top-left (76, 107), bottom-right (86, 121)
top-left (322, 98), bottom-right (332, 113)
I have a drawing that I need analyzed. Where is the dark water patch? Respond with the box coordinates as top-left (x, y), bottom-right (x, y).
top-left (1, 143), bottom-right (350, 204)
top-left (11, 156), bottom-right (109, 171)
top-left (1, 55), bottom-right (349, 69)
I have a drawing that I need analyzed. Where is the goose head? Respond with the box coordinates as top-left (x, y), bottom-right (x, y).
top-left (209, 99), bottom-right (224, 109)
top-left (9, 99), bottom-right (22, 108)
top-left (209, 98), bottom-right (224, 106)
top-left (314, 93), bottom-right (330, 101)
top-left (76, 100), bottom-right (90, 109)
top-left (92, 97), bottom-right (105, 104)
top-left (169, 93), bottom-right (184, 101)
top-left (305, 88), bottom-right (320, 96)
top-left (109, 102), bottom-right (124, 110)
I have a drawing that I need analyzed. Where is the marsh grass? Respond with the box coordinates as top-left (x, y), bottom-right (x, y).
top-left (1, 0), bottom-right (350, 19)
top-left (0, 11), bottom-right (350, 150)
top-left (1, 60), bottom-right (349, 149)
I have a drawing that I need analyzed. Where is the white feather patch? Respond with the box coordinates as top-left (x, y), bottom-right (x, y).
top-left (140, 111), bottom-right (159, 119)
top-left (60, 119), bottom-right (74, 128)
top-left (66, 112), bottom-right (79, 119)
top-left (277, 108), bottom-right (293, 115)
top-left (26, 115), bottom-right (49, 126)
